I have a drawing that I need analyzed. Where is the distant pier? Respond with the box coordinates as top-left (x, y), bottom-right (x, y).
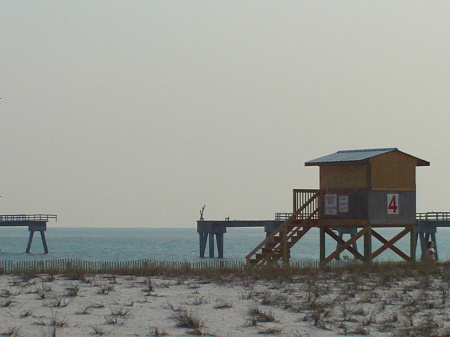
top-left (0, 214), bottom-right (57, 253)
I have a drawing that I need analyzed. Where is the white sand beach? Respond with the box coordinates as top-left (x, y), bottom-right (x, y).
top-left (0, 266), bottom-right (449, 337)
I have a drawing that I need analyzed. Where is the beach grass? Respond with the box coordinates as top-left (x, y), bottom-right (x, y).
top-left (1, 260), bottom-right (450, 336)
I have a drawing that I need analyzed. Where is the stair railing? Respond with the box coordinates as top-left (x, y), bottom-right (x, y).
top-left (246, 191), bottom-right (321, 264)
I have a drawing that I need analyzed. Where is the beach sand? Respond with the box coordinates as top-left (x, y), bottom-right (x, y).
top-left (0, 269), bottom-right (449, 337)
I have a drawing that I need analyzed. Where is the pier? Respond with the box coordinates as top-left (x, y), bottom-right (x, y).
top-left (197, 213), bottom-right (358, 260)
top-left (416, 212), bottom-right (450, 261)
top-left (198, 212), bottom-right (450, 261)
top-left (197, 219), bottom-right (283, 258)
top-left (0, 214), bottom-right (57, 253)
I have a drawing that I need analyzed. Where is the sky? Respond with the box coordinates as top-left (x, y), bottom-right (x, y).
top-left (1, 1), bottom-right (449, 228)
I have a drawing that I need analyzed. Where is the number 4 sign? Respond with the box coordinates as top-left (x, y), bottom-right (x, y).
top-left (387, 194), bottom-right (399, 215)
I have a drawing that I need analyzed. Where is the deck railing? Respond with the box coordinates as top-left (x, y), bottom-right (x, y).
top-left (246, 191), bottom-right (320, 265)
top-left (274, 212), bottom-right (292, 221)
top-left (0, 214), bottom-right (57, 222)
top-left (293, 189), bottom-right (320, 219)
top-left (416, 212), bottom-right (450, 221)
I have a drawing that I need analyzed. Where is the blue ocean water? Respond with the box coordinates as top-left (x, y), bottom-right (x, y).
top-left (0, 226), bottom-right (449, 263)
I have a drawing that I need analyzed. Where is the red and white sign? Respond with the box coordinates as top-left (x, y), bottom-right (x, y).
top-left (325, 194), bottom-right (337, 215)
top-left (387, 194), bottom-right (399, 215)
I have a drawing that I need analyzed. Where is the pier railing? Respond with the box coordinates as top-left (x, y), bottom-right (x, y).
top-left (416, 212), bottom-right (450, 221)
top-left (274, 211), bottom-right (450, 222)
top-left (0, 214), bottom-right (57, 222)
top-left (275, 213), bottom-right (292, 221)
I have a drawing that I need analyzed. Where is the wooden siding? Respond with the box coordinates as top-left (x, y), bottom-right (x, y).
top-left (368, 190), bottom-right (417, 224)
top-left (319, 189), bottom-right (369, 219)
top-left (369, 151), bottom-right (416, 190)
top-left (320, 165), bottom-right (368, 189)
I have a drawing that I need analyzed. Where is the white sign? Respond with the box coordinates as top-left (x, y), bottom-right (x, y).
top-left (387, 194), bottom-right (399, 215)
top-left (325, 194), bottom-right (337, 215)
top-left (339, 195), bottom-right (349, 213)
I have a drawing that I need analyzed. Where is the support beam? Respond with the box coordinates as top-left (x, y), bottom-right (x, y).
top-left (209, 233), bottom-right (215, 258)
top-left (371, 227), bottom-right (412, 260)
top-left (319, 227), bottom-right (325, 263)
top-left (26, 231), bottom-right (35, 253)
top-left (199, 233), bottom-right (208, 258)
top-left (410, 226), bottom-right (416, 262)
top-left (26, 229), bottom-right (49, 254)
top-left (216, 233), bottom-right (224, 258)
top-left (40, 231), bottom-right (49, 254)
top-left (371, 229), bottom-right (410, 261)
top-left (364, 227), bottom-right (372, 263)
top-left (324, 227), bottom-right (365, 261)
top-left (323, 227), bottom-right (367, 264)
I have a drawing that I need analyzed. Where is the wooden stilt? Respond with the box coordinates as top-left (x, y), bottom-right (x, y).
top-left (319, 227), bottom-right (325, 264)
top-left (364, 226), bottom-right (372, 263)
top-left (410, 225), bottom-right (416, 262)
top-left (40, 231), bottom-right (49, 254)
top-left (209, 233), bottom-right (215, 258)
top-left (26, 231), bottom-right (35, 253)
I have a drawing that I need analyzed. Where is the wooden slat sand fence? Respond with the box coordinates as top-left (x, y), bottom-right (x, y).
top-left (0, 259), bottom-right (247, 274)
top-left (0, 259), bottom-right (353, 274)
top-left (290, 259), bottom-right (356, 268)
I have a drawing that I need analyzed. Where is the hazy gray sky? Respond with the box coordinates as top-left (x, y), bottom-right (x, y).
top-left (1, 1), bottom-right (449, 228)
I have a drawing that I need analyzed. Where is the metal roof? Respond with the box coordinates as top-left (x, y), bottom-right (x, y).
top-left (305, 148), bottom-right (406, 166)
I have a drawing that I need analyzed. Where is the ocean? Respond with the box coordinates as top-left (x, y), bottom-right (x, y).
top-left (0, 226), bottom-right (449, 264)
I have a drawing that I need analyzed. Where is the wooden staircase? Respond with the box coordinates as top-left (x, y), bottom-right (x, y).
top-left (246, 191), bottom-right (320, 265)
